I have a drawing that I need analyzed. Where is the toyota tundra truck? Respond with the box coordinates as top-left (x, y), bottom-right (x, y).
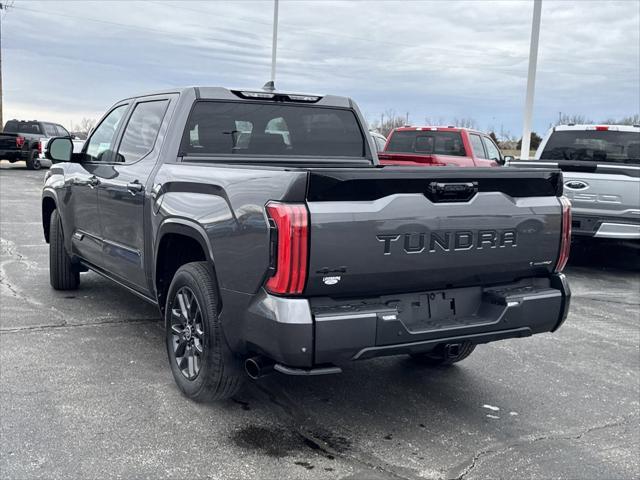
top-left (42, 87), bottom-right (571, 401)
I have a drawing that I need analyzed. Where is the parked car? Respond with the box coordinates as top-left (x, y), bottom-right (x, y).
top-left (512, 124), bottom-right (639, 242)
top-left (378, 126), bottom-right (510, 167)
top-left (369, 130), bottom-right (387, 151)
top-left (43, 86), bottom-right (571, 401)
top-left (0, 120), bottom-right (82, 170)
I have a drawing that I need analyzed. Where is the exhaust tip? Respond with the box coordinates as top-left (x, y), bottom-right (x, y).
top-left (244, 356), bottom-right (274, 380)
top-left (245, 358), bottom-right (261, 380)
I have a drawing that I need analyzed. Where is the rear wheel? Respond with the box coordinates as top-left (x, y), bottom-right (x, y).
top-left (26, 150), bottom-right (41, 170)
top-left (165, 262), bottom-right (244, 401)
top-left (409, 342), bottom-right (476, 366)
top-left (49, 209), bottom-right (80, 290)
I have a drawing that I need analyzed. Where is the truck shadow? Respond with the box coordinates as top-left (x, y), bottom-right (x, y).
top-left (239, 355), bottom-right (496, 442)
top-left (567, 239), bottom-right (639, 272)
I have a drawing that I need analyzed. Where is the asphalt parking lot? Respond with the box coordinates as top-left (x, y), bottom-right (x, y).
top-left (1, 162), bottom-right (638, 480)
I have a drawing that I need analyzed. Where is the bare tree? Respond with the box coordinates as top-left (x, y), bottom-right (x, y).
top-left (369, 110), bottom-right (408, 137)
top-left (424, 116), bottom-right (448, 126)
top-left (554, 113), bottom-right (593, 126)
top-left (599, 114), bottom-right (639, 125)
top-left (73, 117), bottom-right (97, 136)
top-left (451, 117), bottom-right (478, 129)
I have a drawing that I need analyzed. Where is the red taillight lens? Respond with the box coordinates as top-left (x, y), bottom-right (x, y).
top-left (37, 141), bottom-right (43, 154)
top-left (555, 196), bottom-right (572, 272)
top-left (16, 136), bottom-right (25, 148)
top-left (595, 126), bottom-right (609, 131)
top-left (265, 202), bottom-right (308, 295)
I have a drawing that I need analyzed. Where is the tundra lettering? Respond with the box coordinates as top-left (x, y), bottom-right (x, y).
top-left (377, 229), bottom-right (518, 255)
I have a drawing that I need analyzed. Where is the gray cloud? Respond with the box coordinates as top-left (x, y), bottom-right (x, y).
top-left (4, 0), bottom-right (639, 136)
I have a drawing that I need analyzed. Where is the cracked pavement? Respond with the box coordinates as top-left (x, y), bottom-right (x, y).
top-left (1, 163), bottom-right (639, 479)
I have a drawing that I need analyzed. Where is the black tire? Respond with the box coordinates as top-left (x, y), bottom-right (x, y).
top-left (49, 209), bottom-right (80, 290)
top-left (409, 342), bottom-right (476, 366)
top-left (26, 150), bottom-right (41, 170)
top-left (165, 262), bottom-right (244, 401)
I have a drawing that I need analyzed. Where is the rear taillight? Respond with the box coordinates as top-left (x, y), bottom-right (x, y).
top-left (16, 136), bottom-right (25, 148)
top-left (595, 126), bottom-right (609, 131)
top-left (265, 202), bottom-right (308, 295)
top-left (555, 196), bottom-right (572, 272)
top-left (37, 141), bottom-right (43, 154)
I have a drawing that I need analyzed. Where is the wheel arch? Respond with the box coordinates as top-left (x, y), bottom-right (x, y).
top-left (42, 193), bottom-right (58, 243)
top-left (154, 219), bottom-right (221, 315)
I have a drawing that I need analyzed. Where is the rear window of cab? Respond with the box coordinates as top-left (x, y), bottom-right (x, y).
top-left (180, 101), bottom-right (368, 159)
top-left (386, 130), bottom-right (466, 156)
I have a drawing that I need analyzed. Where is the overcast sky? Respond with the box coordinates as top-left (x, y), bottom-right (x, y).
top-left (3, 0), bottom-right (639, 136)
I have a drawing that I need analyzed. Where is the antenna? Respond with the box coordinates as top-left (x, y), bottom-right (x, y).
top-left (262, 80), bottom-right (275, 92)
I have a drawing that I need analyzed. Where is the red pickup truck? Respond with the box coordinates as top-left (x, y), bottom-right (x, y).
top-left (378, 126), bottom-right (509, 167)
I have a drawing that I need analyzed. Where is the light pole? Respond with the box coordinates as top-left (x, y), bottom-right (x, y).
top-left (0, 2), bottom-right (4, 131)
top-left (264, 0), bottom-right (279, 91)
top-left (520, 0), bottom-right (542, 160)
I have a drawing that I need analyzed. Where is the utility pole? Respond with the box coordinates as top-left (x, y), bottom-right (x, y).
top-left (264, 0), bottom-right (279, 91)
top-left (520, 0), bottom-right (542, 160)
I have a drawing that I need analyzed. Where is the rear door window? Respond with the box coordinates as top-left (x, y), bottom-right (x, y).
top-left (469, 134), bottom-right (487, 159)
top-left (116, 100), bottom-right (169, 163)
top-left (181, 101), bottom-right (367, 160)
top-left (385, 131), bottom-right (465, 156)
top-left (44, 124), bottom-right (58, 137)
top-left (482, 136), bottom-right (501, 161)
top-left (56, 125), bottom-right (70, 137)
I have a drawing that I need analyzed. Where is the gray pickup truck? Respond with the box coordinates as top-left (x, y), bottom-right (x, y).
top-left (514, 124), bottom-right (640, 243)
top-left (43, 87), bottom-right (571, 400)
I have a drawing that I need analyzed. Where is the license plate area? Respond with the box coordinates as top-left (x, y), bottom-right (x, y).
top-left (389, 290), bottom-right (479, 333)
top-left (375, 286), bottom-right (500, 345)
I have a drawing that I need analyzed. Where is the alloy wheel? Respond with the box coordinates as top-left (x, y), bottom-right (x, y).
top-left (170, 286), bottom-right (205, 380)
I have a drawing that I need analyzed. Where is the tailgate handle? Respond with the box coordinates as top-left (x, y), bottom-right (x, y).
top-left (426, 182), bottom-right (478, 203)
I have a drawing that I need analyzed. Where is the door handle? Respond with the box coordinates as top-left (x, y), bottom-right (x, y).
top-left (88, 175), bottom-right (100, 188)
top-left (127, 180), bottom-right (144, 195)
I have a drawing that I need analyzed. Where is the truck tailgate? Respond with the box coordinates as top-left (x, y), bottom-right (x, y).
top-left (304, 167), bottom-right (563, 297)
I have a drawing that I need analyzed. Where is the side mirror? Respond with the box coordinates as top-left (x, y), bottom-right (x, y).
top-left (46, 137), bottom-right (73, 163)
top-left (502, 155), bottom-right (515, 166)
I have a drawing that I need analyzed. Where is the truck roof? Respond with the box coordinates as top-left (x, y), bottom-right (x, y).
top-left (552, 124), bottom-right (640, 132)
top-left (392, 126), bottom-right (488, 135)
top-left (123, 86), bottom-right (352, 109)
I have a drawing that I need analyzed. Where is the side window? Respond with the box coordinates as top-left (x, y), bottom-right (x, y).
top-left (85, 105), bottom-right (128, 162)
top-left (44, 124), bottom-right (58, 137)
top-left (117, 100), bottom-right (168, 163)
top-left (56, 125), bottom-right (70, 137)
top-left (469, 134), bottom-right (487, 159)
top-left (482, 137), bottom-right (502, 161)
top-left (374, 136), bottom-right (386, 151)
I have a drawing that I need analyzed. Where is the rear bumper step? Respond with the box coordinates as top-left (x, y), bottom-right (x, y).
top-left (237, 274), bottom-right (570, 369)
